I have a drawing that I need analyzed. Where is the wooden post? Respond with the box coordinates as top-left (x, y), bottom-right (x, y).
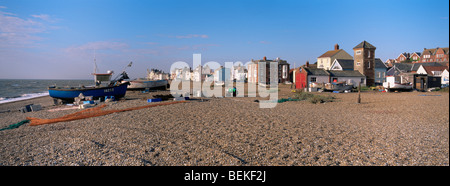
top-left (357, 81), bottom-right (361, 104)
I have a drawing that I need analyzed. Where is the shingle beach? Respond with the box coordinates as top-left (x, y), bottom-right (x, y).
top-left (0, 85), bottom-right (448, 166)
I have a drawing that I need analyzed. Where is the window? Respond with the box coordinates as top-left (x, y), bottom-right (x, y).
top-left (356, 50), bottom-right (361, 55)
top-left (368, 51), bottom-right (371, 58)
top-left (311, 77), bottom-right (317, 82)
top-left (368, 60), bottom-right (371, 69)
top-left (356, 62), bottom-right (361, 66)
top-left (377, 72), bottom-right (381, 78)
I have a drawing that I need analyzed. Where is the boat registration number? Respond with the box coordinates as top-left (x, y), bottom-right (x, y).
top-left (104, 88), bottom-right (114, 93)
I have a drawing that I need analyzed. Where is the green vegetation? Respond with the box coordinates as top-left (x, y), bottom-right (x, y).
top-left (292, 91), bottom-right (335, 104)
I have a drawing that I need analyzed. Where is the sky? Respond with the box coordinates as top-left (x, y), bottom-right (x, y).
top-left (0, 0), bottom-right (449, 79)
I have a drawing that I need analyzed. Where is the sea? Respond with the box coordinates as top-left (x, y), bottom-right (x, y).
top-left (0, 79), bottom-right (93, 104)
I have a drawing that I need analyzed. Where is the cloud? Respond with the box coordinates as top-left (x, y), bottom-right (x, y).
top-left (0, 6), bottom-right (6, 9)
top-left (65, 41), bottom-right (130, 54)
top-left (171, 34), bottom-right (209, 39)
top-left (0, 9), bottom-right (58, 48)
top-left (259, 41), bottom-right (271, 44)
top-left (31, 14), bottom-right (58, 22)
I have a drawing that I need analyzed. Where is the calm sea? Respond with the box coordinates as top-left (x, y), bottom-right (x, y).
top-left (0, 79), bottom-right (93, 104)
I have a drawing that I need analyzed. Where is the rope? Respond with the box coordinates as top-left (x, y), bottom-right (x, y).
top-left (27, 100), bottom-right (186, 126)
top-left (0, 119), bottom-right (30, 131)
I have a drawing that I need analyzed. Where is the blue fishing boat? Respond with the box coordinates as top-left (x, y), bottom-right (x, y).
top-left (49, 61), bottom-right (132, 103)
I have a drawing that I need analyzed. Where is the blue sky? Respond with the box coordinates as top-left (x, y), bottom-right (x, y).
top-left (0, 0), bottom-right (448, 79)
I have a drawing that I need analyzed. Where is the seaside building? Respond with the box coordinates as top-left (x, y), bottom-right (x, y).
top-left (353, 40), bottom-right (376, 86)
top-left (214, 66), bottom-right (232, 82)
top-left (420, 47), bottom-right (449, 63)
top-left (251, 56), bottom-right (290, 84)
top-left (317, 44), bottom-right (353, 70)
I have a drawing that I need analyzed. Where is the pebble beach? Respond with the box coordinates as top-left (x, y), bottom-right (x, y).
top-left (0, 84), bottom-right (448, 166)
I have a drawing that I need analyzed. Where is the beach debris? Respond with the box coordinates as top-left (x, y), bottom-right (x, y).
top-left (174, 97), bottom-right (186, 101)
top-left (20, 104), bottom-right (42, 113)
top-left (147, 98), bottom-right (162, 102)
top-left (27, 100), bottom-right (187, 126)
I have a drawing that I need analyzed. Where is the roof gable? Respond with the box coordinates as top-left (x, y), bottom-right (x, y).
top-left (353, 40), bottom-right (376, 49)
top-left (332, 59), bottom-right (354, 70)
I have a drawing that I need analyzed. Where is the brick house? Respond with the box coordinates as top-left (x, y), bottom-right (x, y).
top-left (353, 40), bottom-right (376, 86)
top-left (420, 47), bottom-right (449, 63)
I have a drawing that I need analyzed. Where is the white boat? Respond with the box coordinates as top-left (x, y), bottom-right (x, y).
top-left (126, 79), bottom-right (168, 90)
top-left (383, 76), bottom-right (413, 90)
top-left (125, 68), bottom-right (169, 90)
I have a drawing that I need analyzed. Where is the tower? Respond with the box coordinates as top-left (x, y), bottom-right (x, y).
top-left (353, 41), bottom-right (376, 86)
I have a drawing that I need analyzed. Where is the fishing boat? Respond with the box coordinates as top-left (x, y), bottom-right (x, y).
top-left (324, 82), bottom-right (353, 92)
top-left (383, 76), bottom-right (413, 91)
top-left (124, 68), bottom-right (169, 90)
top-left (49, 61), bottom-right (132, 103)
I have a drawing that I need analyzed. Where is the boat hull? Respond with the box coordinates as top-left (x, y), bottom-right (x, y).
top-left (383, 82), bottom-right (413, 90)
top-left (49, 83), bottom-right (129, 100)
top-left (127, 79), bottom-right (168, 90)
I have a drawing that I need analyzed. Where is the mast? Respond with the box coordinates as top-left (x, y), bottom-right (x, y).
top-left (93, 49), bottom-right (98, 74)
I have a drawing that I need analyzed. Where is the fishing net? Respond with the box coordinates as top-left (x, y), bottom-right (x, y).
top-left (27, 100), bottom-right (186, 126)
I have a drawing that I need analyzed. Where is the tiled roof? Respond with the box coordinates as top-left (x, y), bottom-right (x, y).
top-left (422, 66), bottom-right (449, 76)
top-left (353, 40), bottom-right (376, 49)
top-left (318, 49), bottom-right (342, 58)
top-left (328, 70), bottom-right (365, 77)
top-left (375, 58), bottom-right (387, 68)
top-left (334, 59), bottom-right (354, 69)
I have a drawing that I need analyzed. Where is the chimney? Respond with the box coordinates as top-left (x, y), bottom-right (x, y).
top-left (263, 56), bottom-right (267, 61)
top-left (305, 61), bottom-right (309, 67)
top-left (334, 44), bottom-right (339, 50)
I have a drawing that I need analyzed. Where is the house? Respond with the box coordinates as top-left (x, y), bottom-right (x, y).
top-left (435, 47), bottom-right (449, 62)
top-left (417, 65), bottom-right (449, 86)
top-left (374, 58), bottom-right (387, 85)
top-left (247, 60), bottom-right (258, 83)
top-left (411, 62), bottom-right (449, 73)
top-left (293, 62), bottom-right (366, 91)
top-left (330, 59), bottom-right (354, 71)
top-left (385, 63), bottom-right (414, 84)
top-left (410, 52), bottom-right (421, 62)
top-left (353, 40), bottom-right (376, 86)
top-left (327, 70), bottom-right (366, 87)
top-left (253, 56), bottom-right (290, 84)
top-left (385, 59), bottom-right (396, 67)
top-left (442, 69), bottom-right (449, 86)
top-left (232, 64), bottom-right (247, 82)
top-left (420, 47), bottom-right (449, 63)
top-left (147, 69), bottom-right (169, 80)
top-left (413, 74), bottom-right (441, 91)
top-left (192, 65), bottom-right (202, 82)
top-left (214, 66), bottom-right (231, 83)
top-left (396, 52), bottom-right (410, 63)
top-left (317, 44), bottom-right (353, 70)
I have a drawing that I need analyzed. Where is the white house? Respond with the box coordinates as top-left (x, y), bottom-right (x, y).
top-left (417, 65), bottom-right (449, 86)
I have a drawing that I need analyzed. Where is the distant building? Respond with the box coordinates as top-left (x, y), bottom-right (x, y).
top-left (317, 44), bottom-right (353, 70)
top-left (396, 52), bottom-right (410, 63)
top-left (420, 47), bottom-right (449, 63)
top-left (247, 60), bottom-right (258, 83)
top-left (214, 66), bottom-right (231, 82)
top-left (410, 52), bottom-right (421, 63)
top-left (250, 56), bottom-right (291, 84)
top-left (385, 59), bottom-right (396, 67)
